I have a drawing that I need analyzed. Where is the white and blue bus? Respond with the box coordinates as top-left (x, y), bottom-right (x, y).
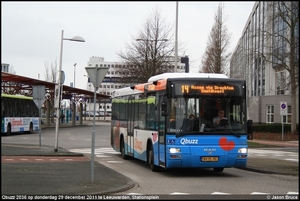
top-left (111, 73), bottom-right (253, 172)
top-left (1, 94), bottom-right (39, 135)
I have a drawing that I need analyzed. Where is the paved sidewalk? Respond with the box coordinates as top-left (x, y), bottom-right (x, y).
top-left (1, 143), bottom-right (135, 195)
top-left (251, 139), bottom-right (298, 147)
top-left (1, 121), bottom-right (298, 195)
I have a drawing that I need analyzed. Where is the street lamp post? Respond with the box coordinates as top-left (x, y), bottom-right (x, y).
top-left (73, 63), bottom-right (77, 88)
top-left (175, 1), bottom-right (179, 72)
top-left (54, 30), bottom-right (85, 152)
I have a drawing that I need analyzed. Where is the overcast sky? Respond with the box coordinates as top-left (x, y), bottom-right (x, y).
top-left (2, 1), bottom-right (255, 90)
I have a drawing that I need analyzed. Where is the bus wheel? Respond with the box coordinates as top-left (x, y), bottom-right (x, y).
top-left (120, 138), bottom-right (128, 160)
top-left (213, 168), bottom-right (224, 172)
top-left (25, 123), bottom-right (33, 134)
top-left (29, 123), bottom-right (33, 134)
top-left (29, 123), bottom-right (33, 133)
top-left (148, 146), bottom-right (160, 172)
top-left (6, 124), bottom-right (11, 136)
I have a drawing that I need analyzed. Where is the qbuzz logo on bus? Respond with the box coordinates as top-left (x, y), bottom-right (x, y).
top-left (179, 138), bottom-right (199, 145)
top-left (110, 73), bottom-right (252, 173)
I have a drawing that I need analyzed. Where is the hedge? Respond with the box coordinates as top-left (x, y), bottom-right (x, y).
top-left (253, 123), bottom-right (299, 134)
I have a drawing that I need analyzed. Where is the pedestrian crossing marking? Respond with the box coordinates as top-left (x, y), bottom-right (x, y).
top-left (169, 192), bottom-right (190, 195)
top-left (69, 147), bottom-right (119, 155)
top-left (107, 161), bottom-right (123, 163)
top-left (285, 159), bottom-right (298, 162)
top-left (96, 155), bottom-right (111, 158)
top-left (211, 192), bottom-right (231, 195)
top-left (251, 192), bottom-right (270, 194)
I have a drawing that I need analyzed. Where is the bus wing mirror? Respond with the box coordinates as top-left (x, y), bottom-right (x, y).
top-left (247, 119), bottom-right (253, 140)
top-left (161, 101), bottom-right (168, 116)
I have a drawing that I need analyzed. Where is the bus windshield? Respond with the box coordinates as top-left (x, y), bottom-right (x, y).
top-left (168, 97), bottom-right (246, 134)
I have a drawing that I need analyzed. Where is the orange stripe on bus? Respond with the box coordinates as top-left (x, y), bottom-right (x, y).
top-left (134, 79), bottom-right (167, 92)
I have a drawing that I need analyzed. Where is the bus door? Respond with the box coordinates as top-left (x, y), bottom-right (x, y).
top-left (157, 94), bottom-right (166, 167)
top-left (127, 97), bottom-right (135, 157)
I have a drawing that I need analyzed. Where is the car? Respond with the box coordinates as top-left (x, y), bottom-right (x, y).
top-left (83, 111), bottom-right (102, 117)
top-left (94, 112), bottom-right (101, 117)
top-left (99, 111), bottom-right (110, 116)
top-left (82, 111), bottom-right (93, 117)
top-left (42, 113), bottom-right (56, 118)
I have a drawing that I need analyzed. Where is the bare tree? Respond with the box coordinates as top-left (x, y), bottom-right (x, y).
top-left (117, 7), bottom-right (175, 84)
top-left (200, 3), bottom-right (231, 76)
top-left (255, 1), bottom-right (299, 134)
top-left (8, 64), bottom-right (16, 74)
top-left (44, 60), bottom-right (57, 82)
top-left (44, 60), bottom-right (58, 123)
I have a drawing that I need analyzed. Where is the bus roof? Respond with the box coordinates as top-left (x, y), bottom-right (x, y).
top-left (148, 73), bottom-right (228, 82)
top-left (112, 87), bottom-right (142, 98)
top-left (1, 93), bottom-right (33, 100)
top-left (113, 73), bottom-right (230, 98)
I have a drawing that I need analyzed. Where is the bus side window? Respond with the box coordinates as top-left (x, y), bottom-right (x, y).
top-left (139, 113), bottom-right (146, 129)
top-left (2, 102), bottom-right (5, 116)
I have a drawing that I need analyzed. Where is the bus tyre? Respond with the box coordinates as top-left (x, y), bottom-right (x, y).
top-left (213, 168), bottom-right (224, 172)
top-left (6, 124), bottom-right (11, 136)
top-left (25, 123), bottom-right (33, 134)
top-left (148, 146), bottom-right (160, 172)
top-left (121, 138), bottom-right (129, 160)
top-left (29, 123), bottom-right (33, 134)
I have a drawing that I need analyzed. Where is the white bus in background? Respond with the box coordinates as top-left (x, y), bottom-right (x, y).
top-left (1, 94), bottom-right (39, 135)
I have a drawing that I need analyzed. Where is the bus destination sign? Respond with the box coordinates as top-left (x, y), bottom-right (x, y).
top-left (181, 85), bottom-right (235, 94)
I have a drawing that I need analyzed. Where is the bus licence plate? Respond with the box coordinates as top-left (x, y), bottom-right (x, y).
top-left (201, 157), bottom-right (218, 162)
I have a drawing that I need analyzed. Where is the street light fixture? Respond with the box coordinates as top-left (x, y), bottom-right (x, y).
top-left (73, 63), bottom-right (77, 88)
top-left (54, 30), bottom-right (85, 152)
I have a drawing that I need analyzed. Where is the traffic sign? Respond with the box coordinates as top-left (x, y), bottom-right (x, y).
top-left (85, 67), bottom-right (109, 89)
top-left (33, 85), bottom-right (45, 109)
top-left (54, 84), bottom-right (60, 108)
top-left (280, 101), bottom-right (287, 115)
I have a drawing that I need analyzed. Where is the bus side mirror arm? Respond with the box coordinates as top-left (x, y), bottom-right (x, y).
top-left (247, 119), bottom-right (253, 140)
top-left (161, 101), bottom-right (168, 116)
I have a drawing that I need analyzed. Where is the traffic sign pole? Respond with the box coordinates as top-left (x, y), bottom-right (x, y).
top-left (85, 66), bottom-right (109, 183)
top-left (280, 101), bottom-right (287, 141)
top-left (33, 86), bottom-right (45, 146)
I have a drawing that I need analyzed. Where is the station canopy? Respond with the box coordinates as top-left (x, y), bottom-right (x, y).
top-left (1, 72), bottom-right (110, 103)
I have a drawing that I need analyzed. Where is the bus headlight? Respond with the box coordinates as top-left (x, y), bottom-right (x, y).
top-left (169, 148), bottom-right (181, 153)
top-left (237, 148), bottom-right (248, 158)
top-left (238, 148), bottom-right (247, 154)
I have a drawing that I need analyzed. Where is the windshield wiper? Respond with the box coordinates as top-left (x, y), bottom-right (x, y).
top-left (230, 131), bottom-right (241, 137)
